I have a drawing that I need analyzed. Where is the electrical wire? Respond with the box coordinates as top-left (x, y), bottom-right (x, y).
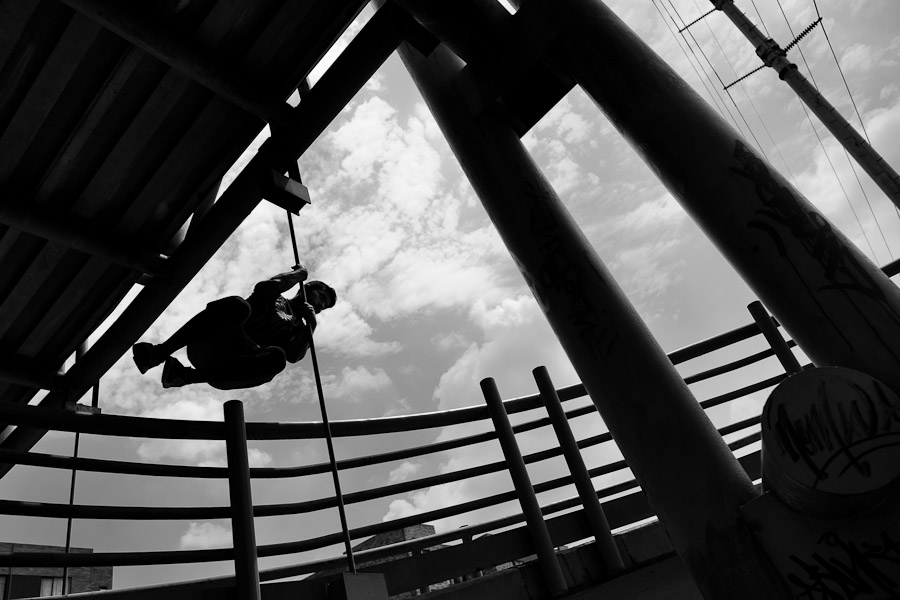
top-left (812, 0), bottom-right (871, 143)
top-left (685, 0), bottom-right (770, 162)
top-left (775, 0), bottom-right (893, 259)
top-left (749, 0), bottom-right (770, 36)
top-left (662, 0), bottom-right (746, 136)
top-left (811, 0), bottom-right (898, 252)
top-left (652, 0), bottom-right (732, 124)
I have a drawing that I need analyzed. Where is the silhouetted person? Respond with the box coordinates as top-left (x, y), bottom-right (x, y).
top-left (132, 265), bottom-right (336, 390)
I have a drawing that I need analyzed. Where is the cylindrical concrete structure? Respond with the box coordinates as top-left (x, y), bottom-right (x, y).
top-left (482, 377), bottom-right (568, 596)
top-left (534, 366), bottom-right (622, 576)
top-left (515, 0), bottom-right (900, 396)
top-left (397, 40), bottom-right (787, 598)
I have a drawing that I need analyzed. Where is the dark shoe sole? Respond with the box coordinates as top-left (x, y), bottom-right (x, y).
top-left (133, 342), bottom-right (158, 374)
top-left (161, 357), bottom-right (189, 389)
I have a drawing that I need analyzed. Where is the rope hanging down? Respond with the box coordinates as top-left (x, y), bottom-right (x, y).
top-left (284, 165), bottom-right (357, 574)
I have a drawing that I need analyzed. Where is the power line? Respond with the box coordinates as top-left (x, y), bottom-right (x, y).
top-left (664, 0), bottom-right (751, 140)
top-left (655, 0), bottom-right (739, 130)
top-left (687, 0), bottom-right (771, 163)
top-left (749, 0), bottom-right (770, 36)
top-left (815, 6), bottom-right (871, 144)
top-left (775, 0), bottom-right (894, 259)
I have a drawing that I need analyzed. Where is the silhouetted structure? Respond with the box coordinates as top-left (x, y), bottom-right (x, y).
top-left (0, 543), bottom-right (112, 597)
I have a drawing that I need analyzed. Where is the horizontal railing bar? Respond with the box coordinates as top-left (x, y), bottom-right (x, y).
top-left (698, 373), bottom-right (787, 409)
top-left (0, 442), bottom-right (761, 569)
top-left (0, 449), bottom-right (229, 479)
top-left (0, 546), bottom-right (232, 568)
top-left (682, 342), bottom-right (795, 385)
top-left (668, 322), bottom-right (761, 365)
top-left (0, 410), bottom-right (759, 523)
top-left (883, 257), bottom-right (900, 277)
top-left (0, 403), bottom-right (228, 439)
top-left (717, 415), bottom-right (761, 436)
top-left (728, 431), bottom-right (761, 451)
top-left (0, 402), bottom-right (597, 480)
top-left (0, 384), bottom-right (589, 442)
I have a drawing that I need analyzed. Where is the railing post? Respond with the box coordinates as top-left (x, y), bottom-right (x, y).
top-left (747, 301), bottom-right (802, 374)
top-left (533, 366), bottom-right (623, 577)
top-left (480, 377), bottom-right (568, 596)
top-left (224, 400), bottom-right (261, 600)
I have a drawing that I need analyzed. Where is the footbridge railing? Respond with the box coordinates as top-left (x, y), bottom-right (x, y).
top-left (0, 297), bottom-right (820, 598)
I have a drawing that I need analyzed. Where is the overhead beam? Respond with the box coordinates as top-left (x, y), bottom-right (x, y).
top-left (57, 0), bottom-right (292, 125)
top-left (0, 0), bottom-right (408, 470)
top-left (0, 195), bottom-right (165, 275)
top-left (0, 355), bottom-right (65, 392)
top-left (266, 1), bottom-right (414, 158)
top-left (392, 0), bottom-right (574, 135)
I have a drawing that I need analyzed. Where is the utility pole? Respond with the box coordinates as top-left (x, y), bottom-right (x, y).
top-left (712, 0), bottom-right (900, 210)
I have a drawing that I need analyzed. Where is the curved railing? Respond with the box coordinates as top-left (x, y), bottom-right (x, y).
top-left (0, 289), bottom-right (859, 597)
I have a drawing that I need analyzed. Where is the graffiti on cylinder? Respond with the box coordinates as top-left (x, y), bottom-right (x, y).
top-left (762, 368), bottom-right (900, 516)
top-left (522, 181), bottom-right (619, 360)
top-left (742, 488), bottom-right (900, 600)
top-left (771, 377), bottom-right (900, 487)
top-left (730, 139), bottom-right (900, 357)
top-left (787, 531), bottom-right (900, 599)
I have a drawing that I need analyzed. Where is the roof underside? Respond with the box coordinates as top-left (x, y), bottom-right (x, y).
top-left (0, 0), bottom-right (573, 464)
top-left (0, 0), bottom-right (374, 454)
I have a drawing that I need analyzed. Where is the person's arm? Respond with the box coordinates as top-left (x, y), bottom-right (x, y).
top-left (285, 301), bottom-right (318, 363)
top-left (252, 265), bottom-right (308, 297)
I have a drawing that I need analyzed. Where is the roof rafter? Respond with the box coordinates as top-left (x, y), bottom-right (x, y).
top-left (0, 194), bottom-right (166, 275)
top-left (0, 0), bottom-right (416, 469)
top-left (57, 0), bottom-right (292, 125)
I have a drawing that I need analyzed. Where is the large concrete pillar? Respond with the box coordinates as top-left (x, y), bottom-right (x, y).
top-left (515, 0), bottom-right (900, 394)
top-left (396, 40), bottom-right (788, 599)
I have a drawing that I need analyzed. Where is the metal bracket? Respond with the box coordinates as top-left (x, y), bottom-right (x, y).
top-left (259, 168), bottom-right (311, 215)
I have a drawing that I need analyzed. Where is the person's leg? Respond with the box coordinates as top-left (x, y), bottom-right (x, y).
top-left (162, 347), bottom-right (287, 390)
top-left (133, 297), bottom-right (250, 373)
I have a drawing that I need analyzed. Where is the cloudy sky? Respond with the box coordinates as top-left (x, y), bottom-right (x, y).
top-left (3, 0), bottom-right (899, 590)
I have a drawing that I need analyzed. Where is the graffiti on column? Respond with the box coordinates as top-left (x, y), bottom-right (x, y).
top-left (522, 180), bottom-right (619, 361)
top-left (762, 368), bottom-right (900, 511)
top-left (787, 531), bottom-right (900, 599)
top-left (751, 368), bottom-right (900, 598)
top-left (770, 375), bottom-right (900, 487)
top-left (729, 140), bottom-right (900, 358)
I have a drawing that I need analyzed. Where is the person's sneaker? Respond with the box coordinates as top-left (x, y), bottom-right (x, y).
top-left (161, 357), bottom-right (191, 389)
top-left (132, 342), bottom-right (164, 374)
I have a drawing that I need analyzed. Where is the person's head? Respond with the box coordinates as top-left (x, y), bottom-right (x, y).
top-left (300, 280), bottom-right (337, 313)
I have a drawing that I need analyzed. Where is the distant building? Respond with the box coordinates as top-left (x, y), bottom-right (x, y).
top-left (339, 525), bottom-right (511, 597)
top-left (0, 543), bottom-right (113, 598)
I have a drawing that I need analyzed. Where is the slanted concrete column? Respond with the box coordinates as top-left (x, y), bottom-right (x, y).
top-left (517, 0), bottom-right (900, 395)
top-left (396, 41), bottom-right (787, 599)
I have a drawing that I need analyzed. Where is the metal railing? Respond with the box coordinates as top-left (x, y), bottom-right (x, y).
top-left (0, 297), bottom-right (821, 597)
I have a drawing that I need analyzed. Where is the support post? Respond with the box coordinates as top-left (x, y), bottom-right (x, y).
top-left (747, 301), bottom-right (802, 374)
top-left (224, 400), bottom-right (261, 600)
top-left (713, 0), bottom-right (900, 210)
top-left (533, 366), bottom-right (623, 576)
top-left (512, 0), bottom-right (900, 398)
top-left (397, 37), bottom-right (787, 598)
top-left (481, 378), bottom-right (568, 596)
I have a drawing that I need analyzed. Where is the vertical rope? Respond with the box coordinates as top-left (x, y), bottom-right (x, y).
top-left (63, 345), bottom-right (100, 596)
top-left (285, 205), bottom-right (356, 573)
